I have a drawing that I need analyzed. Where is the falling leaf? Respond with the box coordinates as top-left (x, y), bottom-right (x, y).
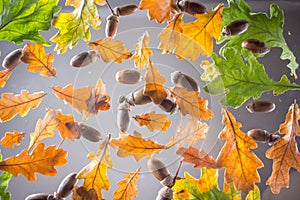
top-left (51, 0), bottom-right (101, 54)
top-left (88, 38), bottom-right (132, 63)
top-left (139, 0), bottom-right (176, 23)
top-left (0, 0), bottom-right (59, 45)
top-left (0, 143), bottom-right (67, 182)
top-left (246, 185), bottom-right (260, 200)
top-left (166, 119), bottom-right (208, 149)
top-left (110, 132), bottom-right (165, 161)
top-left (132, 31), bottom-right (153, 70)
top-left (0, 90), bottom-right (46, 122)
top-left (72, 186), bottom-right (98, 200)
top-left (1, 131), bottom-right (25, 149)
top-left (143, 61), bottom-right (167, 104)
top-left (21, 43), bottom-right (56, 77)
top-left (223, 181), bottom-right (242, 200)
top-left (56, 111), bottom-right (80, 141)
top-left (0, 69), bottom-right (12, 88)
top-left (158, 13), bottom-right (184, 55)
top-left (218, 0), bottom-right (298, 77)
top-left (176, 147), bottom-right (217, 169)
top-left (216, 108), bottom-right (264, 194)
top-left (0, 152), bottom-right (11, 200)
top-left (113, 167), bottom-right (141, 200)
top-left (169, 87), bottom-right (213, 120)
top-left (133, 111), bottom-right (171, 132)
top-left (266, 101), bottom-right (300, 194)
top-left (203, 48), bottom-right (300, 108)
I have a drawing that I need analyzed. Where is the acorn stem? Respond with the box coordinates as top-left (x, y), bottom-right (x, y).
top-left (172, 160), bottom-right (183, 185)
top-left (105, 0), bottom-right (115, 15)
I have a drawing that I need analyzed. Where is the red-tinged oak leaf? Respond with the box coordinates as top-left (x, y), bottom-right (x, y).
top-left (216, 108), bottom-right (264, 194)
top-left (113, 167), bottom-right (141, 200)
top-left (169, 87), bottom-right (213, 120)
top-left (266, 101), bottom-right (300, 194)
top-left (132, 31), bottom-right (153, 70)
top-left (57, 110), bottom-right (80, 141)
top-left (0, 143), bottom-right (67, 182)
top-left (0, 90), bottom-right (46, 122)
top-left (21, 43), bottom-right (56, 77)
top-left (133, 111), bottom-right (171, 132)
top-left (0, 69), bottom-right (12, 88)
top-left (1, 131), bottom-right (25, 149)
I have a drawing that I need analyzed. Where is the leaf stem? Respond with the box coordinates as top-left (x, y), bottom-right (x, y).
top-left (105, 0), bottom-right (115, 15)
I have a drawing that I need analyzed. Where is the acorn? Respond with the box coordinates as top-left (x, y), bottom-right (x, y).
top-left (115, 69), bottom-right (142, 84)
top-left (2, 48), bottom-right (23, 70)
top-left (125, 89), bottom-right (152, 106)
top-left (170, 71), bottom-right (199, 92)
top-left (222, 20), bottom-right (249, 36)
top-left (55, 172), bottom-right (78, 198)
top-left (159, 99), bottom-right (177, 114)
top-left (246, 101), bottom-right (275, 113)
top-left (105, 15), bottom-right (119, 38)
top-left (242, 39), bottom-right (270, 54)
top-left (117, 95), bottom-right (131, 132)
top-left (25, 193), bottom-right (49, 200)
top-left (70, 50), bottom-right (98, 68)
top-left (114, 4), bottom-right (138, 16)
top-left (147, 158), bottom-right (173, 182)
top-left (177, 0), bottom-right (207, 16)
top-left (79, 123), bottom-right (102, 142)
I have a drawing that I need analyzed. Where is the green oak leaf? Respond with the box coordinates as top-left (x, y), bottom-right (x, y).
top-left (0, 152), bottom-right (11, 200)
top-left (203, 47), bottom-right (300, 108)
top-left (51, 0), bottom-right (101, 54)
top-left (0, 0), bottom-right (60, 45)
top-left (218, 0), bottom-right (298, 78)
top-left (246, 185), bottom-right (260, 200)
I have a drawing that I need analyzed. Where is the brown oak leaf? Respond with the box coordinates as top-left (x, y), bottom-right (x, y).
top-left (1, 131), bottom-right (25, 148)
top-left (133, 111), bottom-right (171, 132)
top-left (0, 69), bottom-right (12, 88)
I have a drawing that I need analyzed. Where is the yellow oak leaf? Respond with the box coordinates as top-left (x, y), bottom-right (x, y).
top-left (0, 69), bottom-right (12, 88)
top-left (88, 38), bottom-right (132, 63)
top-left (0, 90), bottom-right (46, 122)
top-left (1, 131), bottom-right (25, 149)
top-left (266, 101), bottom-right (300, 194)
top-left (0, 143), bottom-right (67, 182)
top-left (113, 167), bottom-right (141, 200)
top-left (169, 87), bottom-right (213, 120)
top-left (139, 0), bottom-right (176, 23)
top-left (132, 31), bottom-right (153, 70)
top-left (143, 61), bottom-right (167, 104)
top-left (133, 111), bottom-right (171, 132)
top-left (216, 108), bottom-right (264, 194)
top-left (21, 43), bottom-right (56, 77)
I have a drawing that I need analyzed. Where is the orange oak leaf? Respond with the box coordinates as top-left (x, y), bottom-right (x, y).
top-left (113, 167), bottom-right (141, 200)
top-left (166, 118), bottom-right (208, 149)
top-left (0, 143), bottom-right (67, 182)
top-left (133, 111), bottom-right (171, 132)
top-left (143, 61), bottom-right (167, 104)
top-left (110, 131), bottom-right (165, 161)
top-left (216, 108), bottom-right (264, 194)
top-left (132, 31), bottom-right (153, 70)
top-left (21, 43), bottom-right (56, 77)
top-left (169, 87), bottom-right (213, 120)
top-left (139, 0), bottom-right (176, 23)
top-left (88, 38), bottom-right (132, 63)
top-left (176, 146), bottom-right (217, 169)
top-left (0, 69), bottom-right (12, 88)
top-left (158, 13), bottom-right (184, 54)
top-left (266, 101), bottom-right (300, 194)
top-left (57, 110), bottom-right (80, 141)
top-left (0, 90), bottom-right (46, 122)
top-left (72, 186), bottom-right (98, 200)
top-left (177, 4), bottom-right (223, 59)
top-left (1, 131), bottom-right (25, 148)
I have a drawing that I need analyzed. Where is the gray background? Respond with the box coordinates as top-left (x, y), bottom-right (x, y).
top-left (1, 0), bottom-right (300, 199)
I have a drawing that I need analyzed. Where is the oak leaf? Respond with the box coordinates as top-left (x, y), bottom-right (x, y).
top-left (246, 185), bottom-right (260, 200)
top-left (143, 61), bottom-right (167, 104)
top-left (110, 131), bottom-right (165, 161)
top-left (0, 143), bottom-right (67, 182)
top-left (0, 152), bottom-right (11, 200)
top-left (57, 110), bottom-right (80, 141)
top-left (166, 118), bottom-right (208, 149)
top-left (132, 31), bottom-right (153, 70)
top-left (88, 38), bottom-right (132, 63)
top-left (266, 101), bottom-right (300, 194)
top-left (223, 181), bottom-right (242, 200)
top-left (133, 111), bottom-right (171, 132)
top-left (21, 43), bottom-right (56, 77)
top-left (0, 90), bottom-right (46, 122)
top-left (1, 131), bottom-right (25, 149)
top-left (72, 186), bottom-right (98, 200)
top-left (176, 147), bottom-right (217, 169)
top-left (113, 167), bottom-right (141, 200)
top-left (169, 87), bottom-right (213, 120)
top-left (216, 108), bottom-right (264, 194)
top-left (139, 0), bottom-right (176, 24)
top-left (0, 69), bottom-right (12, 88)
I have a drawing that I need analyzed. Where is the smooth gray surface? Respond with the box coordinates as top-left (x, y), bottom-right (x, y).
top-left (1, 0), bottom-right (300, 199)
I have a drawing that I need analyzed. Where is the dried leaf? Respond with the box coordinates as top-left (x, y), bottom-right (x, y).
top-left (139, 0), bottom-right (176, 23)
top-left (133, 111), bottom-right (171, 132)
top-left (110, 131), bottom-right (165, 161)
top-left (246, 185), bottom-right (260, 200)
top-left (132, 31), bottom-right (152, 70)
top-left (1, 131), bottom-right (25, 149)
top-left (57, 110), bottom-right (80, 141)
top-left (21, 43), bottom-right (56, 77)
top-left (0, 90), bottom-right (46, 122)
top-left (0, 69), bottom-right (12, 88)
top-left (266, 101), bottom-right (300, 194)
top-left (143, 61), bottom-right (167, 104)
top-left (169, 87), bottom-right (213, 120)
top-left (113, 167), bottom-right (140, 200)
top-left (216, 108), bottom-right (264, 194)
top-left (88, 38), bottom-right (132, 63)
top-left (176, 147), bottom-right (217, 169)
top-left (72, 186), bottom-right (98, 200)
top-left (166, 118), bottom-right (208, 148)
top-left (0, 143), bottom-right (67, 182)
